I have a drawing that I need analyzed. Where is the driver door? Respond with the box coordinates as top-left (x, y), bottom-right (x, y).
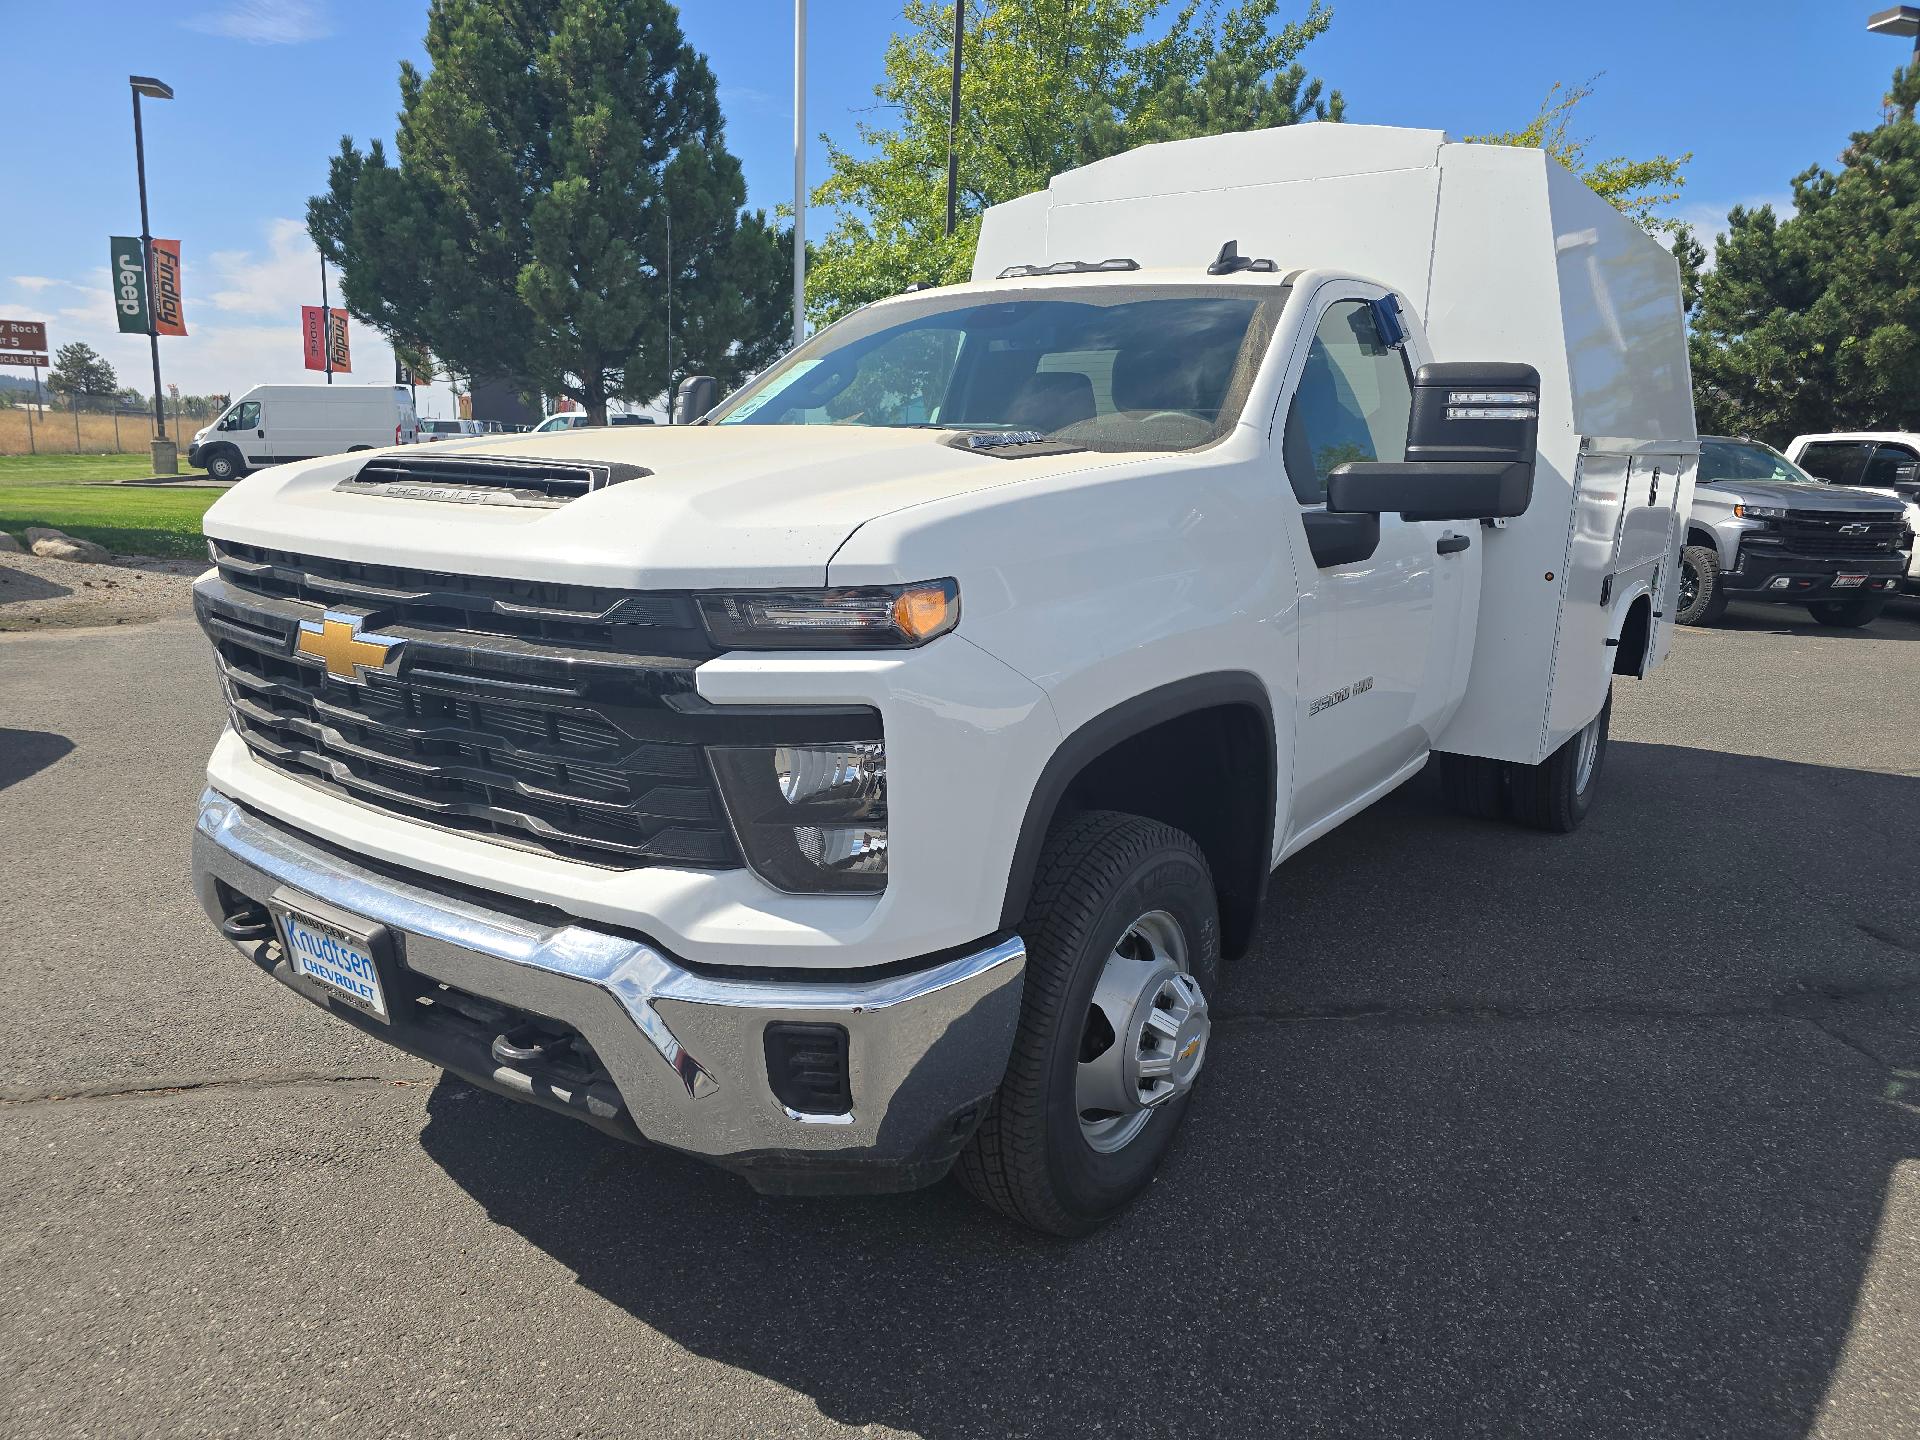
top-left (1278, 287), bottom-right (1477, 842)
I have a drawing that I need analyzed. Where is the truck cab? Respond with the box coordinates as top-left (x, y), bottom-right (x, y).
top-left (188, 126), bottom-right (1694, 1234)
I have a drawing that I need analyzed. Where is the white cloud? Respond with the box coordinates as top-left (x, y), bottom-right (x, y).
top-left (182, 0), bottom-right (331, 45)
top-left (10, 276), bottom-right (63, 293)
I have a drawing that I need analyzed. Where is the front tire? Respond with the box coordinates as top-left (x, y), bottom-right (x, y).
top-left (203, 446), bottom-right (246, 482)
top-left (1675, 544), bottom-right (1728, 626)
top-left (1508, 693), bottom-right (1611, 833)
top-left (956, 811), bottom-right (1220, 1236)
top-left (1807, 591), bottom-right (1887, 628)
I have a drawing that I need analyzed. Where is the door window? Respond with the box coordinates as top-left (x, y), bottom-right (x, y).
top-left (221, 400), bottom-right (261, 432)
top-left (1863, 443), bottom-right (1919, 489)
top-left (1795, 441), bottom-right (1870, 486)
top-left (1282, 300), bottom-right (1412, 505)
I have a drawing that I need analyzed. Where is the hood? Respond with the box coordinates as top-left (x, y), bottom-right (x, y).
top-left (1699, 478), bottom-right (1908, 517)
top-left (200, 425), bottom-right (1119, 588)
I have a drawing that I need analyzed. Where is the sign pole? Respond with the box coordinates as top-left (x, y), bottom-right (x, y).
top-left (26, 361), bottom-right (37, 455)
top-left (130, 85), bottom-right (165, 441)
top-left (321, 256), bottom-right (333, 385)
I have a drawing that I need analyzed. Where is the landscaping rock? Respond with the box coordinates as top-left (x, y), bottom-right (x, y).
top-left (0, 532), bottom-right (22, 554)
top-left (25, 528), bottom-right (112, 564)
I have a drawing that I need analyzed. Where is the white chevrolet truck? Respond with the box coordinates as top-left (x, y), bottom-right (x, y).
top-left (191, 127), bottom-right (1694, 1234)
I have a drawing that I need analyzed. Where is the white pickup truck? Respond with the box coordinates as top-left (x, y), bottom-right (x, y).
top-left (190, 126), bottom-right (1694, 1234)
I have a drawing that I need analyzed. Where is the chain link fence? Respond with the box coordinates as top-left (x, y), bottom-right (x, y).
top-left (0, 393), bottom-right (225, 457)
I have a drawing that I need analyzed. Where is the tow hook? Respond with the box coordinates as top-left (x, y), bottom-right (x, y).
top-left (220, 906), bottom-right (274, 943)
top-left (491, 1022), bottom-right (563, 1067)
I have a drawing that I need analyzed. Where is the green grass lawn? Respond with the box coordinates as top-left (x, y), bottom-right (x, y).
top-left (0, 483), bottom-right (217, 558)
top-left (0, 453), bottom-right (161, 486)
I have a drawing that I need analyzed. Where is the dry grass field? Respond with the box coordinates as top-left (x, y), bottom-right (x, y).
top-left (0, 407), bottom-right (220, 457)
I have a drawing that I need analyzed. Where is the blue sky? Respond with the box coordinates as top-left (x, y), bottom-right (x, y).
top-left (2, 0), bottom-right (1909, 415)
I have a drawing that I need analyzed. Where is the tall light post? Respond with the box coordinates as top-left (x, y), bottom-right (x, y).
top-left (945, 0), bottom-right (965, 237)
top-left (1867, 6), bottom-right (1920, 61)
top-left (129, 75), bottom-right (173, 467)
top-left (793, 0), bottom-right (807, 350)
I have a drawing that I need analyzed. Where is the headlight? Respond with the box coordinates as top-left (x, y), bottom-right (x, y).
top-left (698, 580), bottom-right (958, 649)
top-left (1733, 504), bottom-right (1786, 519)
top-left (710, 740), bottom-right (888, 893)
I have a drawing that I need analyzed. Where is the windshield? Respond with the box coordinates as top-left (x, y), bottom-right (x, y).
top-left (1698, 437), bottom-right (1819, 486)
top-left (710, 284), bottom-right (1288, 453)
top-left (421, 420), bottom-right (463, 434)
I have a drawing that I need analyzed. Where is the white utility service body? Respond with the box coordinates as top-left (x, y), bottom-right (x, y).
top-left (189, 383), bottom-right (419, 480)
top-left (188, 126), bottom-right (1695, 1232)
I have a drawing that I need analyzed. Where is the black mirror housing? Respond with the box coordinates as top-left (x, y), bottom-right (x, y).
top-left (1325, 361), bottom-right (1540, 521)
top-left (675, 374), bottom-right (719, 423)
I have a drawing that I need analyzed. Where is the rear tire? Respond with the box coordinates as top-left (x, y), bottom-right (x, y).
top-left (204, 446), bottom-right (245, 482)
top-left (1807, 592), bottom-right (1887, 628)
top-left (1675, 544), bottom-right (1728, 626)
top-left (1508, 693), bottom-right (1611, 834)
top-left (1432, 750), bottom-right (1506, 820)
top-left (956, 811), bottom-right (1220, 1237)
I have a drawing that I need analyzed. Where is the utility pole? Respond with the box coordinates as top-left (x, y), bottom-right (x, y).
top-left (793, 0), bottom-right (807, 348)
top-left (665, 205), bottom-right (675, 423)
top-left (946, 0), bottom-right (964, 237)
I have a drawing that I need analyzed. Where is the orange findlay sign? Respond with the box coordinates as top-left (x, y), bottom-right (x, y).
top-left (151, 239), bottom-right (187, 336)
top-left (301, 305), bottom-right (351, 373)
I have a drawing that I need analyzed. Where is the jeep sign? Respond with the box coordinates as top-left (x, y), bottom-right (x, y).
top-left (112, 236), bottom-right (150, 334)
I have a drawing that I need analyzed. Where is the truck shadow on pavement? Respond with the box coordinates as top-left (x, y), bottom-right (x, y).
top-left (417, 740), bottom-right (1920, 1439)
top-left (1714, 599), bottom-right (1920, 641)
top-left (0, 728), bottom-right (74, 792)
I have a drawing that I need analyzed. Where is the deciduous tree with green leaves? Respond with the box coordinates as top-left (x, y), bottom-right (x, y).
top-left (1688, 65), bottom-right (1920, 442)
top-left (809, 0), bottom-right (1343, 321)
top-left (1469, 79), bottom-right (1691, 237)
top-left (308, 0), bottom-right (789, 423)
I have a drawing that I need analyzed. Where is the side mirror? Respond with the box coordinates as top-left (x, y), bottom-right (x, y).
top-left (1327, 362), bottom-right (1540, 522)
top-left (675, 374), bottom-right (719, 423)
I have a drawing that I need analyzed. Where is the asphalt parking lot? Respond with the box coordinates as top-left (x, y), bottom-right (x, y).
top-left (2, 596), bottom-right (1917, 1439)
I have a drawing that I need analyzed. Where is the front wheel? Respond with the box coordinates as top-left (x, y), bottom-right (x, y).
top-left (1807, 591), bottom-right (1887, 628)
top-left (956, 811), bottom-right (1219, 1236)
top-left (1507, 693), bottom-right (1611, 833)
top-left (203, 447), bottom-right (245, 482)
top-left (1675, 544), bottom-right (1728, 626)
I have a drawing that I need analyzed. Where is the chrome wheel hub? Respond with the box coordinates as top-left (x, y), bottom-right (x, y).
top-left (1574, 710), bottom-right (1602, 794)
top-left (1077, 910), bottom-right (1210, 1153)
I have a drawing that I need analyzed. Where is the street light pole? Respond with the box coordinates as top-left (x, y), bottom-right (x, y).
top-left (320, 254), bottom-right (333, 385)
top-left (129, 75), bottom-right (173, 446)
top-left (793, 0), bottom-right (807, 350)
top-left (946, 0), bottom-right (964, 237)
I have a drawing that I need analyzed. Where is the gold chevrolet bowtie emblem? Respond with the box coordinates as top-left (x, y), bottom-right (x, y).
top-left (294, 611), bottom-right (402, 683)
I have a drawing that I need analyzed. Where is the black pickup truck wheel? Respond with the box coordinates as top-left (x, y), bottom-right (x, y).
top-left (1807, 592), bottom-right (1887, 628)
top-left (956, 810), bottom-right (1219, 1236)
top-left (1675, 544), bottom-right (1728, 626)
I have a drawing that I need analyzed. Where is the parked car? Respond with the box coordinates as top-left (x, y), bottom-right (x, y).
top-left (532, 411), bottom-right (657, 432)
top-left (191, 126), bottom-right (1691, 1234)
top-left (417, 418), bottom-right (487, 443)
top-left (188, 384), bottom-right (418, 481)
top-left (1679, 436), bottom-right (1910, 627)
top-left (1785, 431), bottom-right (1920, 594)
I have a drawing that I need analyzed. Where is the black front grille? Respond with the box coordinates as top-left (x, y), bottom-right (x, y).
top-left (198, 543), bottom-right (878, 869)
top-left (1770, 513), bottom-right (1906, 556)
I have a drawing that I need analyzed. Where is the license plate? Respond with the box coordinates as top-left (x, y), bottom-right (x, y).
top-left (1834, 574), bottom-right (1866, 588)
top-left (278, 907), bottom-right (389, 1021)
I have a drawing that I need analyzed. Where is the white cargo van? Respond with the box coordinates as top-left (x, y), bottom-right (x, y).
top-left (189, 384), bottom-right (418, 481)
top-left (190, 126), bottom-right (1694, 1234)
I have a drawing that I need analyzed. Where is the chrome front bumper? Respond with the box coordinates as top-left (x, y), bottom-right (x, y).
top-left (192, 790), bottom-right (1027, 1194)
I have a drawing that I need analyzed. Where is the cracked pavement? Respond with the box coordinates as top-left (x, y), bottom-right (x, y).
top-left (2, 601), bottom-right (1918, 1439)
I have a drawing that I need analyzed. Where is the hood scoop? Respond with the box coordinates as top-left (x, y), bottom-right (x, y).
top-left (335, 453), bottom-right (653, 509)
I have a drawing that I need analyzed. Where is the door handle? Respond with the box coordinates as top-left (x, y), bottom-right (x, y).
top-left (1436, 532), bottom-right (1471, 555)
top-left (256, 429), bottom-right (265, 438)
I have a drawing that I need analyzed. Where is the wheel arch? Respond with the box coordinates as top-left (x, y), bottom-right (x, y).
top-left (1000, 673), bottom-right (1276, 960)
